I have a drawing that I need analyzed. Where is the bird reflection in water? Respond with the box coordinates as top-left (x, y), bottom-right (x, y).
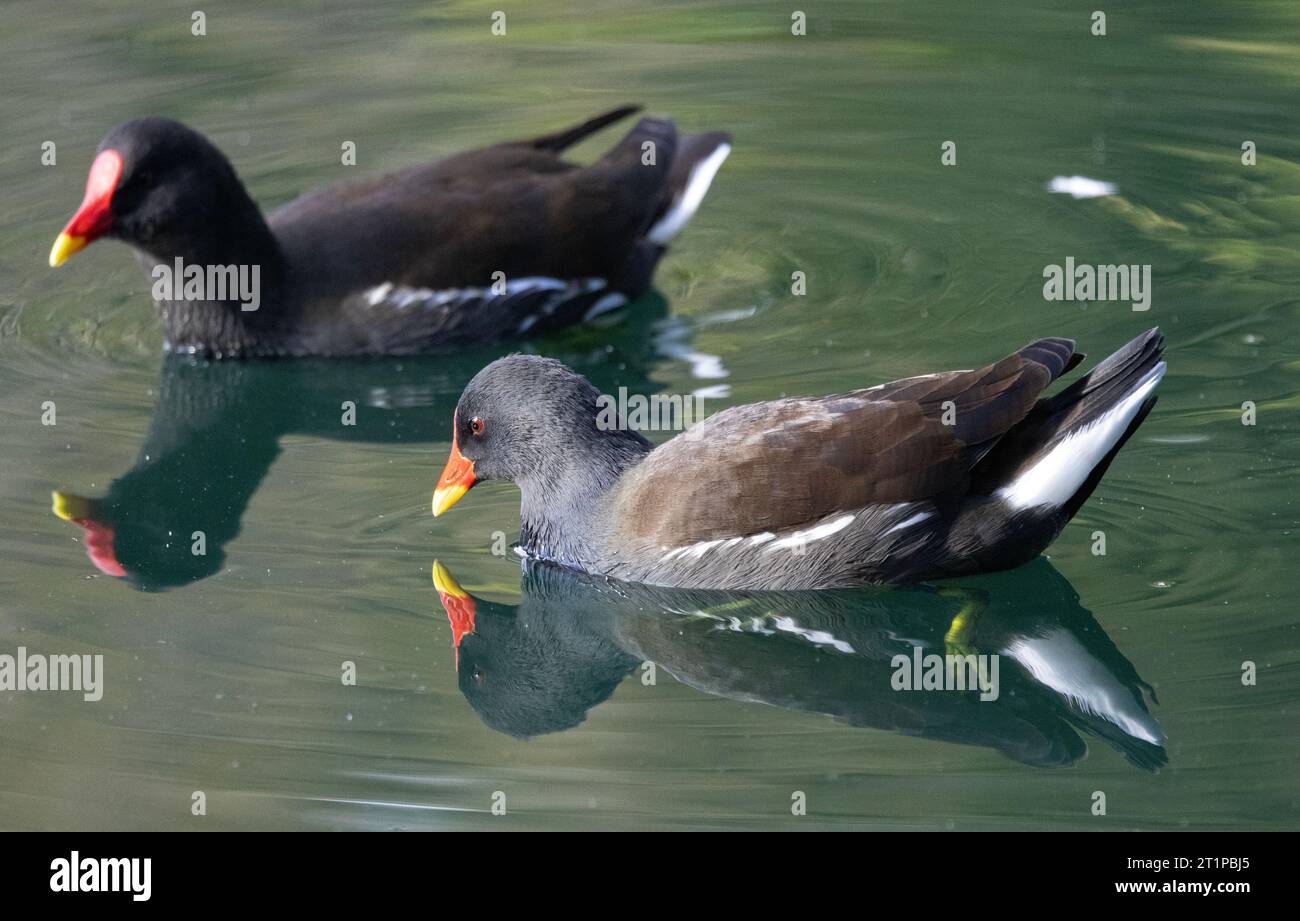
top-left (48, 299), bottom-right (677, 590)
top-left (433, 557), bottom-right (1166, 771)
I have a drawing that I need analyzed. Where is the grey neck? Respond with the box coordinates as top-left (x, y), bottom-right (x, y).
top-left (517, 432), bottom-right (651, 571)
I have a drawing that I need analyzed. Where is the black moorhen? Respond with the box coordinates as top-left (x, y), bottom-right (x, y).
top-left (431, 328), bottom-right (1167, 589)
top-left (48, 106), bottom-right (730, 357)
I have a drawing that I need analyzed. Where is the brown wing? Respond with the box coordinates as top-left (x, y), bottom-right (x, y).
top-left (609, 338), bottom-right (1079, 546)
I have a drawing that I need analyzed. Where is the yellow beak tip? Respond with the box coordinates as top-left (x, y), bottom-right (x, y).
top-left (431, 560), bottom-right (468, 598)
top-left (431, 485), bottom-right (468, 518)
top-left (51, 490), bottom-right (90, 521)
top-left (49, 233), bottom-right (84, 268)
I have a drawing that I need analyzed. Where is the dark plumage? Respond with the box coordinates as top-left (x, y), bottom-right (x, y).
top-left (435, 558), bottom-right (1166, 770)
top-left (48, 107), bottom-right (731, 357)
top-left (432, 329), bottom-right (1167, 589)
top-left (48, 304), bottom-right (672, 590)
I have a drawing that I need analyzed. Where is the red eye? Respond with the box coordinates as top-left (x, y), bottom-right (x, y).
top-left (469, 417), bottom-right (485, 436)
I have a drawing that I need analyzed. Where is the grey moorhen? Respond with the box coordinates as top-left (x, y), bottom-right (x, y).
top-left (432, 557), bottom-right (1166, 769)
top-left (432, 328), bottom-right (1167, 589)
top-left (48, 106), bottom-right (730, 357)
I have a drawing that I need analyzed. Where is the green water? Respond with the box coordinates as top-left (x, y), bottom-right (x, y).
top-left (1, 0), bottom-right (1296, 830)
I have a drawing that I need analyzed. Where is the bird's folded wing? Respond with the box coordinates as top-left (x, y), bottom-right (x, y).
top-left (610, 337), bottom-right (1079, 545)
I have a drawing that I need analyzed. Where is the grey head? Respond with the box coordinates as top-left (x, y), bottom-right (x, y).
top-left (436, 354), bottom-right (652, 567)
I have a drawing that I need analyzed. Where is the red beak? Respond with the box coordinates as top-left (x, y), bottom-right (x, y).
top-left (432, 418), bottom-right (477, 516)
top-left (50, 148), bottom-right (123, 267)
top-left (51, 491), bottom-right (126, 578)
top-left (432, 561), bottom-right (476, 669)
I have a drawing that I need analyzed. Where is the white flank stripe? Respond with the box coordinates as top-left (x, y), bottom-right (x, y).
top-left (997, 362), bottom-right (1165, 510)
top-left (583, 292), bottom-right (628, 322)
top-left (660, 515), bottom-right (854, 564)
top-left (363, 276), bottom-right (598, 313)
top-left (765, 513), bottom-right (855, 551)
top-left (884, 510), bottom-right (933, 535)
top-left (770, 617), bottom-right (856, 654)
top-left (646, 143), bottom-right (732, 245)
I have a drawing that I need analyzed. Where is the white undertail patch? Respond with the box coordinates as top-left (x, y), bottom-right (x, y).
top-left (997, 362), bottom-right (1165, 510)
top-left (646, 143), bottom-right (732, 245)
top-left (1004, 629), bottom-right (1164, 745)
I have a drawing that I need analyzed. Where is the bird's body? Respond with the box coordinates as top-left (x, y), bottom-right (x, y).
top-left (434, 329), bottom-right (1167, 590)
top-left (51, 107), bottom-right (731, 357)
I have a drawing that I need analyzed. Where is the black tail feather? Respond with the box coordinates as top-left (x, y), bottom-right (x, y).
top-left (531, 105), bottom-right (642, 152)
top-left (602, 115), bottom-right (678, 166)
top-left (1045, 327), bottom-right (1163, 425)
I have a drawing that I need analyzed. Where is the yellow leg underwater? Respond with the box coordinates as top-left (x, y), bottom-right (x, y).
top-left (939, 587), bottom-right (987, 659)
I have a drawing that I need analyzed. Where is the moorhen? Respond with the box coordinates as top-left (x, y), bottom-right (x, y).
top-left (47, 307), bottom-right (672, 590)
top-left (433, 558), bottom-right (1166, 769)
top-left (48, 106), bottom-right (730, 357)
top-left (432, 328), bottom-right (1167, 589)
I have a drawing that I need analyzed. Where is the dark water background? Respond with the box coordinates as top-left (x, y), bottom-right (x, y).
top-left (0, 1), bottom-right (1296, 829)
